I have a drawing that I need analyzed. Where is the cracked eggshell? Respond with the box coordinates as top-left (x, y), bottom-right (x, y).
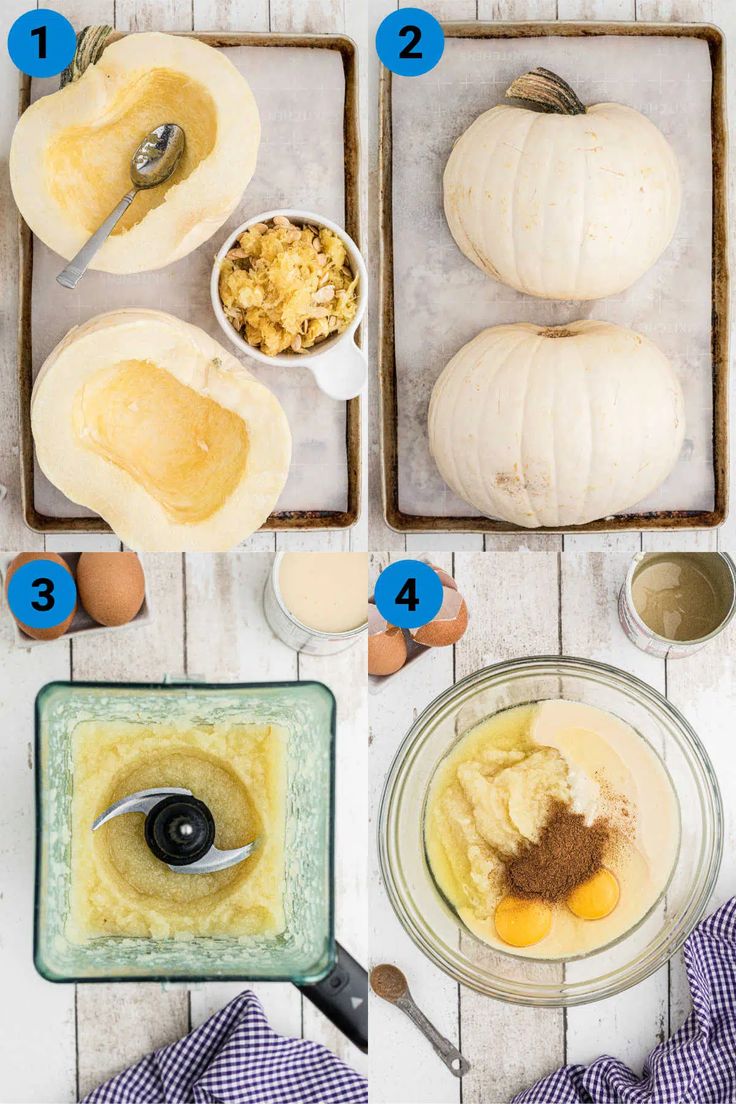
top-left (427, 563), bottom-right (458, 592)
top-left (410, 585), bottom-right (468, 647)
top-left (368, 605), bottom-right (408, 676)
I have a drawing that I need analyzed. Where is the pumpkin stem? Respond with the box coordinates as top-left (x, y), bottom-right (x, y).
top-left (539, 327), bottom-right (576, 339)
top-left (505, 68), bottom-right (587, 116)
top-left (60, 24), bottom-right (112, 88)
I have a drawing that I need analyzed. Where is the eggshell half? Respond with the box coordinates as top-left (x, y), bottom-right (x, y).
top-left (410, 586), bottom-right (468, 647)
top-left (368, 605), bottom-right (408, 676)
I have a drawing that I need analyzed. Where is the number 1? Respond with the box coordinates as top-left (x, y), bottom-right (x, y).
top-left (31, 24), bottom-right (47, 60)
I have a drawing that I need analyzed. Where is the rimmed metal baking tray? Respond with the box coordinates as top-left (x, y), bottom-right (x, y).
top-left (378, 21), bottom-right (728, 534)
top-left (17, 31), bottom-right (361, 536)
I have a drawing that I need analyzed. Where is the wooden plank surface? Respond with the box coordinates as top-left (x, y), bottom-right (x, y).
top-left (369, 549), bottom-right (736, 1102)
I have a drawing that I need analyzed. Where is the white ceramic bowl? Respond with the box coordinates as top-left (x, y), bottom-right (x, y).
top-left (210, 208), bottom-right (367, 401)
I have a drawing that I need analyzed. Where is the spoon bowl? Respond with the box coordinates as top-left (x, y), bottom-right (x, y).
top-left (131, 123), bottom-right (186, 188)
top-left (57, 122), bottom-right (186, 289)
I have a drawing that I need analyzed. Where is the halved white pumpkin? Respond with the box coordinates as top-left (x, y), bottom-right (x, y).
top-left (444, 68), bottom-right (681, 300)
top-left (428, 320), bottom-right (685, 528)
top-left (10, 32), bottom-right (260, 273)
top-left (32, 310), bottom-right (291, 551)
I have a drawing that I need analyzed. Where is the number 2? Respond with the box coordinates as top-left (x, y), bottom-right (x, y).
top-left (398, 24), bottom-right (422, 60)
top-left (31, 24), bottom-right (47, 60)
top-left (396, 577), bottom-right (419, 612)
top-left (31, 577), bottom-right (55, 613)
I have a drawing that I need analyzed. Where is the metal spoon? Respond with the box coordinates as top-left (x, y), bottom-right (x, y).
top-left (57, 123), bottom-right (185, 289)
top-left (370, 964), bottom-right (471, 1078)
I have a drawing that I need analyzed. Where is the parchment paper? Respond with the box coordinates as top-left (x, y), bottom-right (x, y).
top-left (30, 45), bottom-right (348, 520)
top-left (391, 35), bottom-right (714, 521)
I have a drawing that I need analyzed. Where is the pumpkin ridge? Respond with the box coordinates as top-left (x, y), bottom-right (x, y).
top-left (510, 111), bottom-right (547, 294)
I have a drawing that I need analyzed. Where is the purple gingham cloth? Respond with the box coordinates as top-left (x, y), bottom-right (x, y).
top-left (513, 898), bottom-right (736, 1104)
top-left (81, 990), bottom-right (367, 1104)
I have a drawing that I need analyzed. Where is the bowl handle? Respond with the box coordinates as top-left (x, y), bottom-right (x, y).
top-left (306, 337), bottom-right (367, 401)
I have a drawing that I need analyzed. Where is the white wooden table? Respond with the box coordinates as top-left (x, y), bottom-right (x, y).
top-left (0, 552), bottom-right (368, 1101)
top-left (369, 550), bottom-right (736, 1103)
top-left (0, 0), bottom-right (367, 555)
top-left (367, 0), bottom-right (736, 555)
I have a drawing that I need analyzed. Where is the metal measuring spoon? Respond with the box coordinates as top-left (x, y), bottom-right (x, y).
top-left (370, 964), bottom-right (471, 1078)
top-left (57, 122), bottom-right (185, 289)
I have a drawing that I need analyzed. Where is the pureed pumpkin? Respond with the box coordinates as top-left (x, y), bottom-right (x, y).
top-left (443, 67), bottom-right (681, 300)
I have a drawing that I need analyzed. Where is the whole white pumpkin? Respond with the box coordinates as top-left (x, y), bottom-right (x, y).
top-left (443, 68), bottom-right (681, 300)
top-left (428, 320), bottom-right (685, 528)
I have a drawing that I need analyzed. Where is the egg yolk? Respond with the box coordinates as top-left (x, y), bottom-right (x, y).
top-left (494, 895), bottom-right (552, 947)
top-left (567, 869), bottom-right (620, 920)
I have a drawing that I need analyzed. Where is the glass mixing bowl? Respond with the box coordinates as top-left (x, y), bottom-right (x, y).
top-left (378, 657), bottom-right (722, 1006)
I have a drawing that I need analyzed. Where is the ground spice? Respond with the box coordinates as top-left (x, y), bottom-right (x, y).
top-left (506, 802), bottom-right (610, 902)
top-left (369, 964), bottom-right (408, 1002)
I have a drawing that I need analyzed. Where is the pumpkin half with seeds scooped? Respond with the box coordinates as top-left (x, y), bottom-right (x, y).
top-left (31, 309), bottom-right (291, 551)
top-left (10, 30), bottom-right (260, 273)
top-left (444, 67), bottom-right (681, 300)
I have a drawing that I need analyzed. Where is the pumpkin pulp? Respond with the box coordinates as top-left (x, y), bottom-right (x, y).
top-left (73, 358), bottom-right (249, 524)
top-left (101, 749), bottom-right (260, 905)
top-left (46, 69), bottom-right (218, 235)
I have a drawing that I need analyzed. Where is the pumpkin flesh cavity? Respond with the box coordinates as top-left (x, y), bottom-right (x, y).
top-left (46, 69), bottom-right (218, 236)
top-left (73, 358), bottom-right (249, 525)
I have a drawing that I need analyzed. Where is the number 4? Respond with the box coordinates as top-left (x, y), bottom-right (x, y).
top-left (31, 24), bottom-right (47, 60)
top-left (396, 577), bottom-right (419, 612)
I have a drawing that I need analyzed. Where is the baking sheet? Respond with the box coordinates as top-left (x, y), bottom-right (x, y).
top-left (28, 43), bottom-right (350, 524)
top-left (391, 33), bottom-right (715, 523)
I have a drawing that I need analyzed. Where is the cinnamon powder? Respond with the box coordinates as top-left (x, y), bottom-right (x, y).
top-left (506, 802), bottom-right (610, 902)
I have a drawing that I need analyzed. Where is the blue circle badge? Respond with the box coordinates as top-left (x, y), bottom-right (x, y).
top-left (7, 559), bottom-right (77, 631)
top-left (374, 560), bottom-right (444, 630)
top-left (7, 9), bottom-right (77, 78)
top-left (375, 8), bottom-right (445, 78)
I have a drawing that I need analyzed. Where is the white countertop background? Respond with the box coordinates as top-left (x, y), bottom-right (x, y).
top-left (369, 550), bottom-right (736, 1103)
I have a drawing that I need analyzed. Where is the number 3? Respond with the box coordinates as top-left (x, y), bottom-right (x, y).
top-left (398, 24), bottom-right (423, 60)
top-left (31, 577), bottom-right (55, 613)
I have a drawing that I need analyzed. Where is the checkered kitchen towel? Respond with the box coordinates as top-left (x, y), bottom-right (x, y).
top-left (513, 897), bottom-right (736, 1104)
top-left (82, 990), bottom-right (367, 1104)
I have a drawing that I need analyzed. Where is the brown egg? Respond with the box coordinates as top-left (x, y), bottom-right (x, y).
top-left (368, 605), bottom-right (407, 676)
top-left (410, 585), bottom-right (468, 647)
top-left (77, 552), bottom-right (146, 627)
top-left (4, 552), bottom-right (77, 640)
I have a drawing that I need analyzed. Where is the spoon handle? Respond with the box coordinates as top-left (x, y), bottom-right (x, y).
top-left (57, 188), bottom-right (138, 289)
top-left (395, 993), bottom-right (471, 1077)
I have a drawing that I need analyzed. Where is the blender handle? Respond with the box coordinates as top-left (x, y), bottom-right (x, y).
top-left (298, 942), bottom-right (368, 1053)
